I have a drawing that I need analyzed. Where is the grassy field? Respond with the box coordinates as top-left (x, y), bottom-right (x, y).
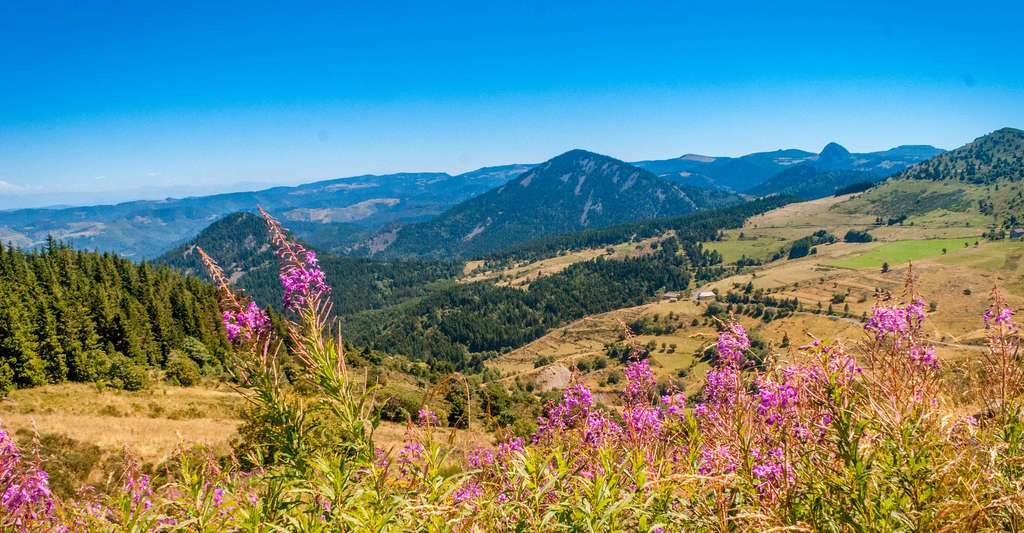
top-left (461, 236), bottom-right (663, 287)
top-left (826, 238), bottom-right (977, 269)
top-left (705, 233), bottom-right (790, 263)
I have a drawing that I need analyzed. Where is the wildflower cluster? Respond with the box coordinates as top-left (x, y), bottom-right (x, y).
top-left (0, 429), bottom-right (55, 530)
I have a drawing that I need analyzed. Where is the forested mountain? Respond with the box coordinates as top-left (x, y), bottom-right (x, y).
top-left (0, 239), bottom-right (229, 394)
top-left (344, 197), bottom-right (791, 370)
top-left (746, 164), bottom-right (879, 200)
top-left (486, 195), bottom-right (795, 261)
top-left (0, 166), bottom-right (531, 259)
top-left (897, 127), bottom-right (1024, 183)
top-left (361, 149), bottom-right (742, 259)
top-left (633, 142), bottom-right (943, 192)
top-left (157, 212), bottom-right (462, 316)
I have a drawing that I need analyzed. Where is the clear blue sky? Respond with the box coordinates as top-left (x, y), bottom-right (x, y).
top-left (2, 0), bottom-right (1023, 206)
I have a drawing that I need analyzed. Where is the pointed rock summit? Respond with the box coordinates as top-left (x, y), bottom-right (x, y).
top-left (815, 142), bottom-right (852, 169)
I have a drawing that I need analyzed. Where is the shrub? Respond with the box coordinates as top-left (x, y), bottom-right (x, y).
top-left (378, 386), bottom-right (424, 423)
top-left (165, 352), bottom-right (201, 386)
top-left (106, 353), bottom-right (149, 391)
top-left (843, 229), bottom-right (874, 243)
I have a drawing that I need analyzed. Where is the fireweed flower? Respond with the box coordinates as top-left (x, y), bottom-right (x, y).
top-left (698, 444), bottom-right (738, 475)
top-left (222, 301), bottom-right (270, 343)
top-left (660, 392), bottom-right (686, 418)
top-left (535, 384), bottom-right (594, 439)
top-left (1, 428), bottom-right (56, 525)
top-left (466, 447), bottom-right (495, 468)
top-left (623, 359), bottom-right (657, 406)
top-left (259, 207), bottom-right (331, 311)
top-left (496, 437), bottom-right (525, 460)
top-left (453, 480), bottom-right (483, 503)
top-left (124, 470), bottom-right (153, 511)
top-left (984, 306), bottom-right (1017, 330)
top-left (909, 345), bottom-right (939, 369)
top-left (757, 378), bottom-right (799, 426)
top-left (865, 306), bottom-right (909, 339)
top-left (751, 446), bottom-right (792, 497)
top-left (279, 250), bottom-right (329, 310)
top-left (623, 405), bottom-right (662, 438)
top-left (397, 442), bottom-right (424, 476)
top-left (582, 410), bottom-right (621, 446)
top-left (417, 407), bottom-right (440, 427)
top-left (701, 365), bottom-right (741, 410)
top-left (716, 322), bottom-right (750, 366)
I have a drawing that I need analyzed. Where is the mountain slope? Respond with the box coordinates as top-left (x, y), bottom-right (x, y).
top-left (897, 127), bottom-right (1024, 183)
top-left (746, 164), bottom-right (879, 200)
top-left (832, 128), bottom-right (1024, 231)
top-left (157, 212), bottom-right (461, 315)
top-left (366, 149), bottom-right (740, 259)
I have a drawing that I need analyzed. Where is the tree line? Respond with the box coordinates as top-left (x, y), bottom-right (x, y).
top-left (0, 238), bottom-right (230, 394)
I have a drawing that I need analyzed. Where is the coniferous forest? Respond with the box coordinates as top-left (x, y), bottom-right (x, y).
top-left (0, 238), bottom-right (229, 394)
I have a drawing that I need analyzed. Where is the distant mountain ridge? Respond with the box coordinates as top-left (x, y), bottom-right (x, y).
top-left (0, 166), bottom-right (533, 258)
top-left (746, 164), bottom-right (879, 200)
top-left (633, 143), bottom-right (944, 192)
top-left (358, 149), bottom-right (743, 259)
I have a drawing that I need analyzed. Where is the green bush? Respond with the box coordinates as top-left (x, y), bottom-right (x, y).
top-left (106, 353), bottom-right (149, 391)
top-left (378, 386), bottom-right (424, 423)
top-left (165, 353), bottom-right (201, 387)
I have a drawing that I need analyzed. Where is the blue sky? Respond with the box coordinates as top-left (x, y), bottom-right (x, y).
top-left (1, 0), bottom-right (1023, 207)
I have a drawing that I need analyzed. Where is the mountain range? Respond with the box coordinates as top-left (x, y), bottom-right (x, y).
top-left (633, 143), bottom-right (943, 191)
top-left (0, 139), bottom-right (948, 259)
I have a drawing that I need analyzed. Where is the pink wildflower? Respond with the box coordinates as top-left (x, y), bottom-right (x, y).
top-left (417, 407), bottom-right (439, 427)
top-left (716, 322), bottom-right (750, 366)
top-left (222, 300), bottom-right (270, 343)
top-left (623, 359), bottom-right (657, 406)
top-left (453, 480), bottom-right (483, 503)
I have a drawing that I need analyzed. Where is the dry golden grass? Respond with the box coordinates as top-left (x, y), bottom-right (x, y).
top-left (0, 383), bottom-right (243, 464)
top-left (0, 382), bottom-right (493, 467)
top-left (730, 193), bottom-right (984, 243)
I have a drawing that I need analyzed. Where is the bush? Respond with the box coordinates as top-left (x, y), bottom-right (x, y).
top-left (378, 386), bottom-right (424, 423)
top-left (788, 238), bottom-right (812, 259)
top-left (106, 353), bottom-right (149, 391)
top-left (165, 352), bottom-right (201, 387)
top-left (843, 229), bottom-right (874, 243)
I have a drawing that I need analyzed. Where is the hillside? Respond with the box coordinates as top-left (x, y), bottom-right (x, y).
top-left (831, 127), bottom-right (1024, 231)
top-left (898, 127), bottom-right (1024, 183)
top-left (746, 163), bottom-right (879, 199)
top-left (157, 212), bottom-right (462, 316)
top-left (364, 149), bottom-right (741, 259)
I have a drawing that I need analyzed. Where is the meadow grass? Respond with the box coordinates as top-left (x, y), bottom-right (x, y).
top-left (826, 237), bottom-right (977, 269)
top-left (704, 233), bottom-right (790, 263)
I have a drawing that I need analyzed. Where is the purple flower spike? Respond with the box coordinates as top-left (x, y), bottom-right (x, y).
top-left (717, 322), bottom-right (750, 366)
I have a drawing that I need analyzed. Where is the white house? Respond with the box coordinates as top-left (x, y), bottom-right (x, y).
top-left (694, 291), bottom-right (716, 302)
